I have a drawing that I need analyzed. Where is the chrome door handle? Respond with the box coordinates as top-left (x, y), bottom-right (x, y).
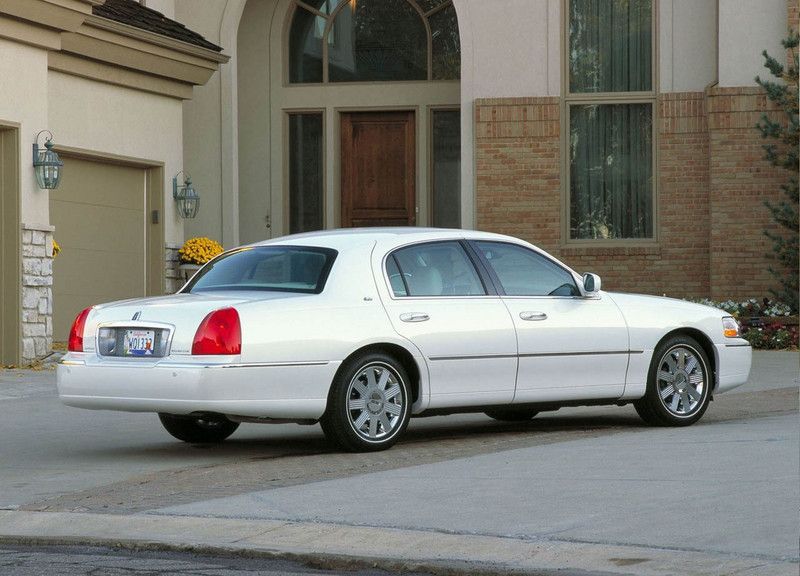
top-left (520, 311), bottom-right (547, 321)
top-left (400, 312), bottom-right (430, 323)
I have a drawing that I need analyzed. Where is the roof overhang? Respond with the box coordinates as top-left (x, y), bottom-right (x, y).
top-left (0, 0), bottom-right (229, 99)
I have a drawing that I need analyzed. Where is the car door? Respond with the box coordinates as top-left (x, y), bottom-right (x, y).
top-left (378, 240), bottom-right (518, 409)
top-left (470, 241), bottom-right (629, 403)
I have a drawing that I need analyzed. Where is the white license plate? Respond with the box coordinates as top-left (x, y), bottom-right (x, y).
top-left (123, 330), bottom-right (156, 356)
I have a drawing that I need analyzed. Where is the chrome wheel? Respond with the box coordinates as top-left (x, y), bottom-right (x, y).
top-left (346, 362), bottom-right (405, 442)
top-left (656, 345), bottom-right (707, 417)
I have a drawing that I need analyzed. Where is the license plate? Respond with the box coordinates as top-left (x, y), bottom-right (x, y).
top-left (123, 330), bottom-right (155, 356)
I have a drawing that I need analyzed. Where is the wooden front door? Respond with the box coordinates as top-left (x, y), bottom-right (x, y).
top-left (341, 111), bottom-right (415, 227)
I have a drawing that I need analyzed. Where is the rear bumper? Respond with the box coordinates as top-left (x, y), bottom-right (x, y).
top-left (57, 354), bottom-right (339, 419)
top-left (714, 341), bottom-right (752, 394)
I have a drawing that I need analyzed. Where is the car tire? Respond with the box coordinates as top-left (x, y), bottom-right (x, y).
top-left (634, 335), bottom-right (712, 427)
top-left (484, 408), bottom-right (539, 422)
top-left (158, 413), bottom-right (240, 443)
top-left (321, 352), bottom-right (411, 452)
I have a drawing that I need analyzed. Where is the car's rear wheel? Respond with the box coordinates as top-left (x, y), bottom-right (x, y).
top-left (484, 408), bottom-right (539, 422)
top-left (321, 352), bottom-right (411, 452)
top-left (634, 335), bottom-right (712, 426)
top-left (158, 413), bottom-right (239, 443)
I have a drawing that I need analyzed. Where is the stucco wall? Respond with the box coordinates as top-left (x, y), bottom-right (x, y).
top-left (47, 72), bottom-right (184, 245)
top-left (660, 0), bottom-right (718, 92)
top-left (0, 38), bottom-right (49, 228)
top-left (719, 0), bottom-right (786, 87)
top-left (175, 0), bottom-right (232, 247)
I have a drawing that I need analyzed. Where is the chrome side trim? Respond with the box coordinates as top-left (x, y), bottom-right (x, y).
top-left (428, 350), bottom-right (643, 362)
top-left (724, 343), bottom-right (752, 348)
top-left (215, 361), bottom-right (330, 369)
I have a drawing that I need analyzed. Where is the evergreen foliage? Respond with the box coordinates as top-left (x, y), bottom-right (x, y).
top-left (755, 31), bottom-right (799, 313)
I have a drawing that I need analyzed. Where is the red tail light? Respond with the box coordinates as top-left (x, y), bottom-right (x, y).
top-left (192, 308), bottom-right (242, 355)
top-left (68, 307), bottom-right (93, 352)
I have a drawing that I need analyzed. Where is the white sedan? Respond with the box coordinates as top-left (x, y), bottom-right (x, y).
top-left (58, 229), bottom-right (752, 451)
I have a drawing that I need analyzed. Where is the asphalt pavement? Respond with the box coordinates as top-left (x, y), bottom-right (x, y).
top-left (0, 351), bottom-right (797, 575)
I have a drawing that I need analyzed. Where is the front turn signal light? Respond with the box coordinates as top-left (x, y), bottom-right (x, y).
top-left (722, 316), bottom-right (741, 338)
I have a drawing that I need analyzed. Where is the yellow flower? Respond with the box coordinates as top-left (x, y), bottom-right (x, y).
top-left (179, 237), bottom-right (223, 265)
top-left (52, 239), bottom-right (61, 258)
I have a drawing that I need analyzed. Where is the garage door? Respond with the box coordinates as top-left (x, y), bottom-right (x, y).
top-left (50, 157), bottom-right (147, 341)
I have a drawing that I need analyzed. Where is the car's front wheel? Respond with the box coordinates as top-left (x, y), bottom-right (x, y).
top-left (634, 335), bottom-right (712, 426)
top-left (321, 352), bottom-right (411, 452)
top-left (158, 413), bottom-right (240, 443)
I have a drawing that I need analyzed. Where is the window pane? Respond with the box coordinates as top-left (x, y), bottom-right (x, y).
top-left (289, 7), bottom-right (325, 83)
top-left (569, 0), bottom-right (652, 93)
top-left (188, 247), bottom-right (337, 294)
top-left (432, 110), bottom-right (461, 228)
top-left (569, 104), bottom-right (653, 240)
top-left (329, 0), bottom-right (427, 82)
top-left (386, 255), bottom-right (408, 296)
top-left (430, 3), bottom-right (460, 80)
top-left (476, 242), bottom-right (579, 297)
top-left (392, 241), bottom-right (485, 296)
top-left (289, 114), bottom-right (324, 234)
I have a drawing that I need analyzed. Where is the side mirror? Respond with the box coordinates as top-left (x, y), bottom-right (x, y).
top-left (583, 273), bottom-right (602, 295)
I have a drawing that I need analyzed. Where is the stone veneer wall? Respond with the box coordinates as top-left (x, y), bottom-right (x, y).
top-left (165, 244), bottom-right (182, 294)
top-left (474, 85), bottom-right (787, 300)
top-left (21, 224), bottom-right (54, 364)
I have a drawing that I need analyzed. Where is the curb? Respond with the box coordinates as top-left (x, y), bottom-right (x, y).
top-left (0, 511), bottom-right (797, 576)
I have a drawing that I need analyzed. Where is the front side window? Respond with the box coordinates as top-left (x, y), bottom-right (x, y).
top-left (186, 246), bottom-right (337, 294)
top-left (475, 242), bottom-right (579, 297)
top-left (387, 241), bottom-right (485, 297)
top-left (288, 0), bottom-right (460, 84)
top-left (566, 0), bottom-right (655, 241)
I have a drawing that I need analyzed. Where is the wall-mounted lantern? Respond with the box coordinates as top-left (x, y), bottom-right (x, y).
top-left (32, 131), bottom-right (63, 190)
top-left (172, 171), bottom-right (199, 219)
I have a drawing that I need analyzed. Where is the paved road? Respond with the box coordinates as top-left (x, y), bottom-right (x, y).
top-left (0, 545), bottom-right (432, 576)
top-left (0, 351), bottom-right (797, 575)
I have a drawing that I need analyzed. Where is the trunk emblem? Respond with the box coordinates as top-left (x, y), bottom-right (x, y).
top-left (132, 311), bottom-right (142, 321)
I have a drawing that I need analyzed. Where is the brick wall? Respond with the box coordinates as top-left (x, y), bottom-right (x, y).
top-left (706, 86), bottom-right (786, 301)
top-left (790, 0), bottom-right (798, 32)
top-left (475, 98), bottom-right (561, 254)
top-left (474, 94), bottom-right (712, 299)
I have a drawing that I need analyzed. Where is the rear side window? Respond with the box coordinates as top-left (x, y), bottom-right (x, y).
top-left (474, 241), bottom-right (579, 297)
top-left (387, 241), bottom-right (486, 297)
top-left (185, 246), bottom-right (337, 294)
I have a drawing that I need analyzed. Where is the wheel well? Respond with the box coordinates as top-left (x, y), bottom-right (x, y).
top-left (658, 328), bottom-right (718, 390)
top-left (337, 344), bottom-right (422, 404)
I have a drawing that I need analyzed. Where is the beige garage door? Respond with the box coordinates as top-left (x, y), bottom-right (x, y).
top-left (50, 157), bottom-right (147, 341)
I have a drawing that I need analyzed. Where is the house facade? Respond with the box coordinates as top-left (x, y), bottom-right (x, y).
top-left (0, 0), bottom-right (796, 365)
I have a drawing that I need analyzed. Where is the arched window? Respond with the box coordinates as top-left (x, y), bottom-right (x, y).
top-left (289, 0), bottom-right (460, 83)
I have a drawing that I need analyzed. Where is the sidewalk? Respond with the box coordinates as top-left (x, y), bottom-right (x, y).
top-left (1, 351), bottom-right (798, 576)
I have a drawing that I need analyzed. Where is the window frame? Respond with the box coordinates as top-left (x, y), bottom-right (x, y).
top-left (284, 109), bottom-right (327, 235)
top-left (561, 0), bottom-right (659, 247)
top-left (382, 240), bottom-right (496, 299)
top-left (428, 105), bottom-right (462, 229)
top-left (286, 0), bottom-right (460, 85)
top-left (468, 240), bottom-right (583, 299)
top-left (183, 245), bottom-right (339, 295)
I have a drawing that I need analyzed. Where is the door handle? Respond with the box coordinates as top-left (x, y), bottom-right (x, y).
top-left (520, 311), bottom-right (547, 321)
top-left (400, 312), bottom-right (429, 323)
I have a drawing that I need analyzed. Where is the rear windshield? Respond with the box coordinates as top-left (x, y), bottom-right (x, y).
top-left (184, 246), bottom-right (337, 294)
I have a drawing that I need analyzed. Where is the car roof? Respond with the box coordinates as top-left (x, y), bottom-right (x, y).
top-left (247, 228), bottom-right (523, 251)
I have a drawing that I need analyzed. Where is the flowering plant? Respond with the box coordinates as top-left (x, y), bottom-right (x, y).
top-left (178, 237), bottom-right (223, 265)
top-left (51, 239), bottom-right (61, 258)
